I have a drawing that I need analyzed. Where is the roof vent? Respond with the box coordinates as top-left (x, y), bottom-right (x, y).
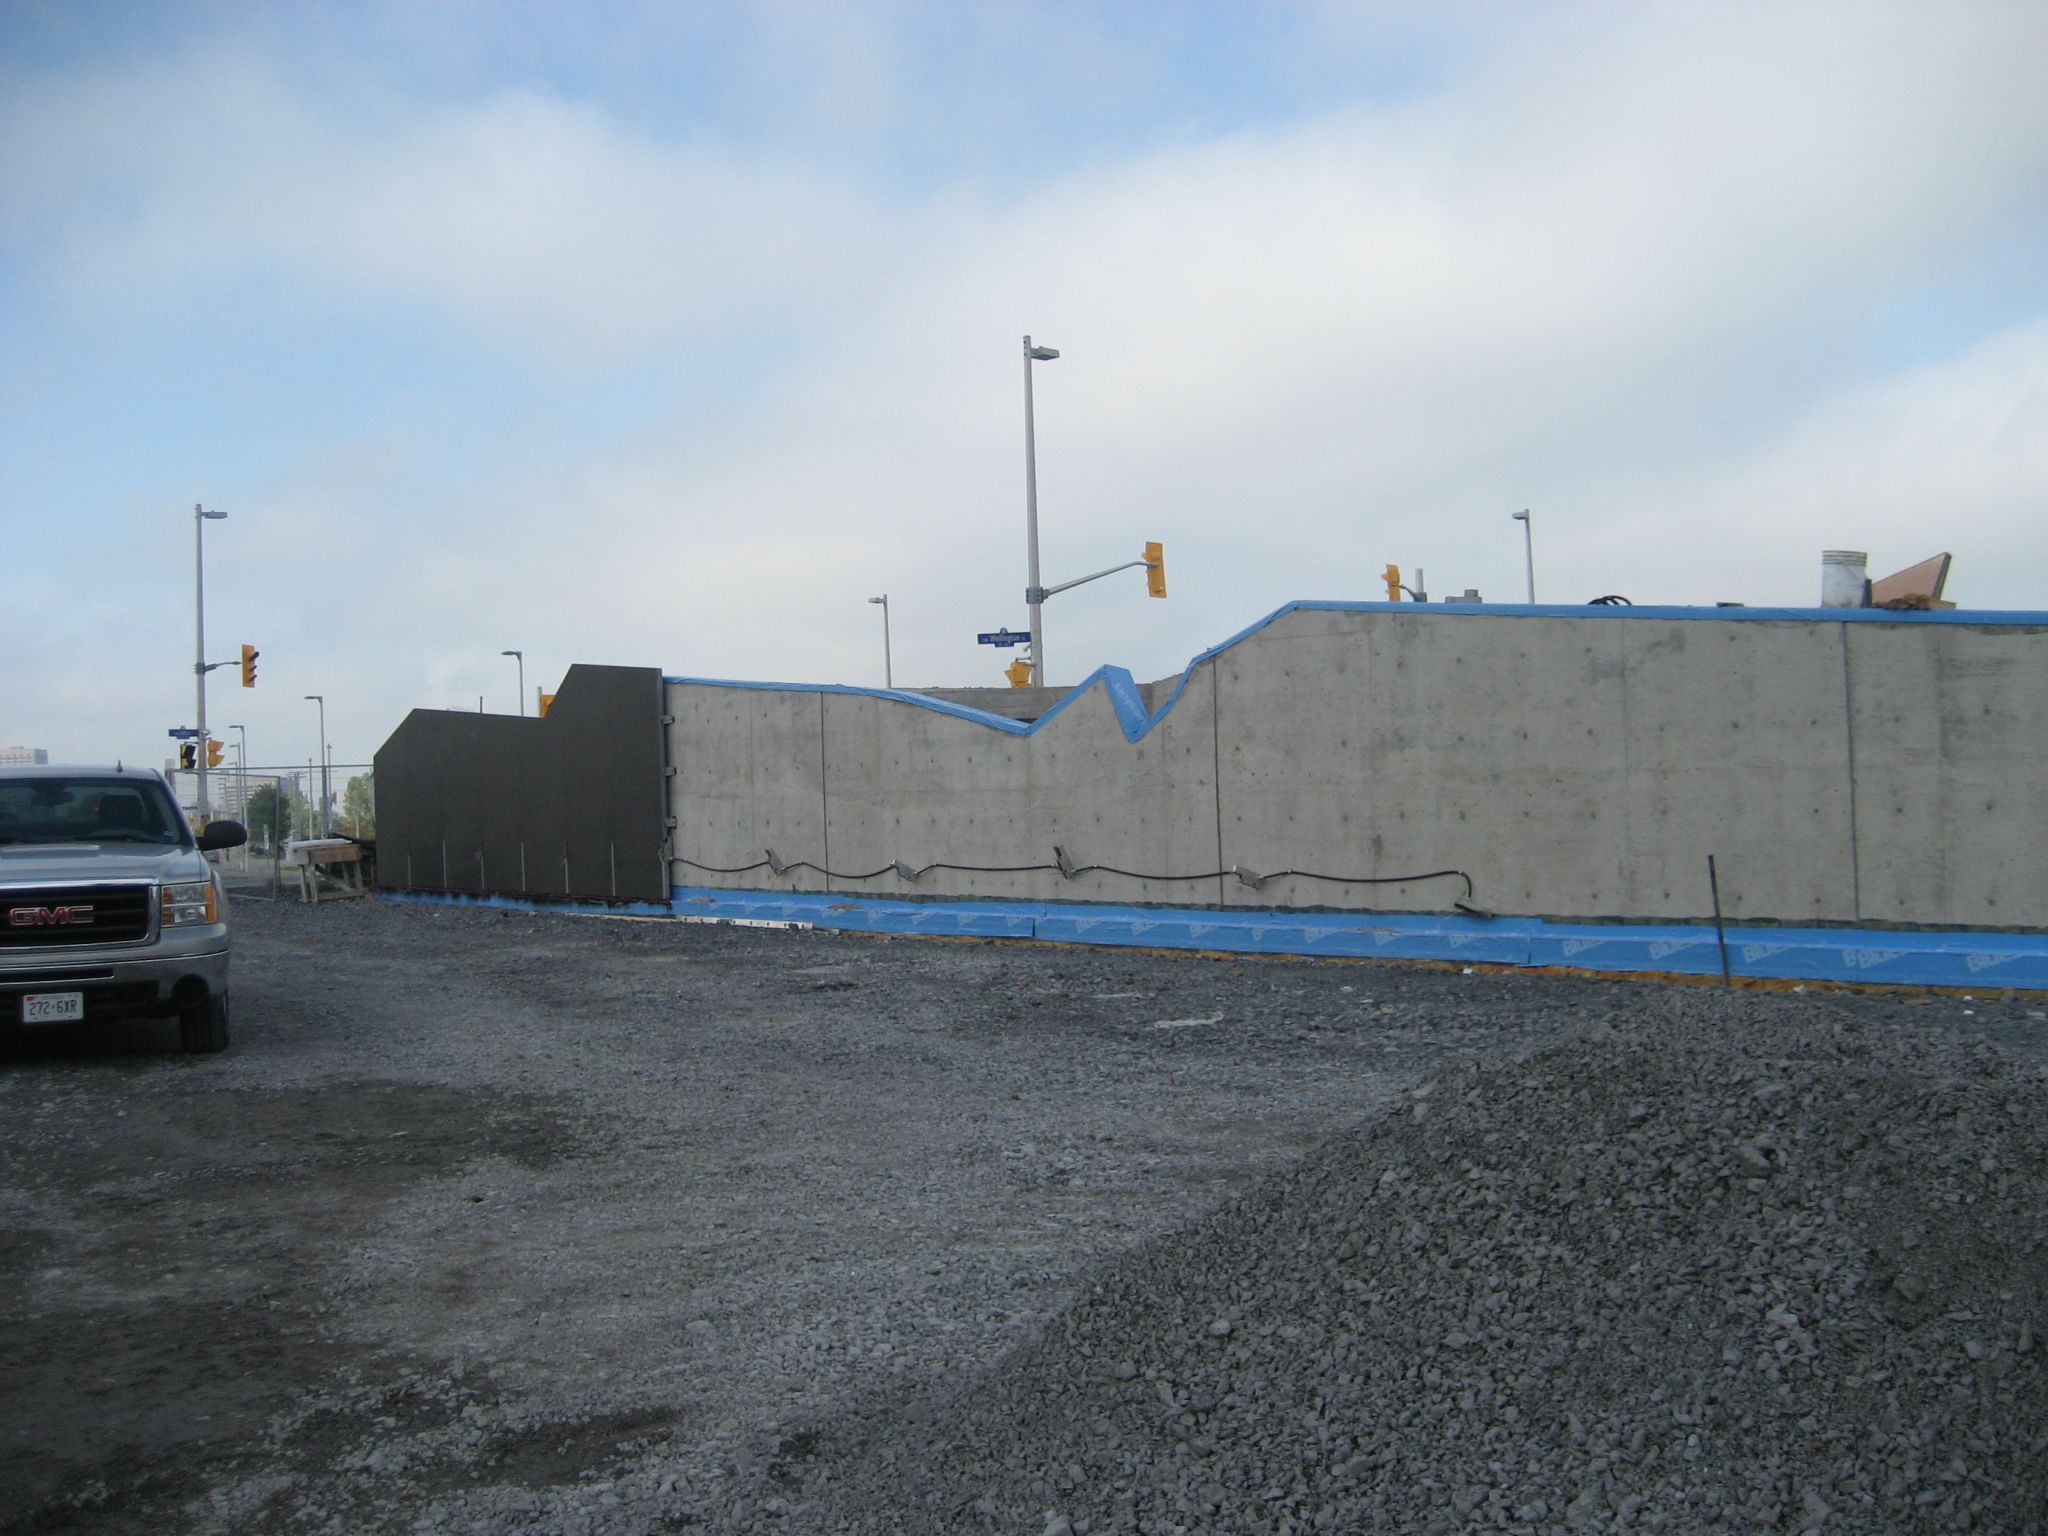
top-left (1820, 550), bottom-right (1868, 608)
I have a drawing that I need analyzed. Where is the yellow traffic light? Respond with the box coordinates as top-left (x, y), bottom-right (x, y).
top-left (1005, 658), bottom-right (1032, 688)
top-left (179, 742), bottom-right (196, 771)
top-left (1144, 540), bottom-right (1167, 599)
top-left (240, 643), bottom-right (259, 687)
top-left (206, 739), bottom-right (225, 768)
top-left (1383, 563), bottom-right (1402, 602)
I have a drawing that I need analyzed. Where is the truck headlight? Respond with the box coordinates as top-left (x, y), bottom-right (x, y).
top-left (161, 880), bottom-right (218, 928)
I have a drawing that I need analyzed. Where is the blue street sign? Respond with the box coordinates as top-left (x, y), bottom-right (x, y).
top-left (976, 628), bottom-right (1029, 648)
top-left (167, 727), bottom-right (201, 739)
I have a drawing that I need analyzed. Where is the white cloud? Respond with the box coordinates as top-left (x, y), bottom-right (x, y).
top-left (1584, 318), bottom-right (2048, 610)
top-left (2, 0), bottom-right (2044, 766)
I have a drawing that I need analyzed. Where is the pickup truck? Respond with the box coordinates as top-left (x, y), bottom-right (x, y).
top-left (0, 765), bottom-right (248, 1053)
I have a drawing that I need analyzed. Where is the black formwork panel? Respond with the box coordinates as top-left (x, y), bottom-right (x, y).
top-left (373, 664), bottom-right (666, 902)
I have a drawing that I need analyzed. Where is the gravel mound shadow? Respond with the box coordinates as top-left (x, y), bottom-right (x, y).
top-left (746, 992), bottom-right (2048, 1535)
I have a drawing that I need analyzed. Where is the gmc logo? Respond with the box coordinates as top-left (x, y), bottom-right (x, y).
top-left (8, 905), bottom-right (94, 927)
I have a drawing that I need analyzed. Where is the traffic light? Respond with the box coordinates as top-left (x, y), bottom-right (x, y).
top-left (1005, 657), bottom-right (1032, 688)
top-left (206, 739), bottom-right (225, 768)
top-left (179, 742), bottom-right (196, 770)
top-left (240, 643), bottom-right (259, 687)
top-left (1383, 563), bottom-right (1402, 601)
top-left (1144, 541), bottom-right (1167, 599)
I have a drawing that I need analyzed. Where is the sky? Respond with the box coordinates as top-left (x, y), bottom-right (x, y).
top-left (3, 0), bottom-right (2045, 779)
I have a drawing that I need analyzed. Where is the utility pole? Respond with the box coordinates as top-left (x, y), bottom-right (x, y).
top-left (867, 595), bottom-right (892, 687)
top-left (305, 695), bottom-right (328, 836)
top-left (502, 650), bottom-right (525, 715)
top-left (1512, 508), bottom-right (1535, 603)
top-left (1022, 335), bottom-right (1060, 686)
top-left (192, 504), bottom-right (227, 819)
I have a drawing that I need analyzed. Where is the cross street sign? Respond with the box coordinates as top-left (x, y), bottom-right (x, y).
top-left (167, 727), bottom-right (201, 739)
top-left (976, 628), bottom-right (1029, 648)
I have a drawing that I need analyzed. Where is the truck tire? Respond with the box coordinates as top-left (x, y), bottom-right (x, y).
top-left (181, 993), bottom-right (230, 1054)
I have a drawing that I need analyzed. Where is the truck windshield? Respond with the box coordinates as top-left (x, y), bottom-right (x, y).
top-left (0, 777), bottom-right (188, 847)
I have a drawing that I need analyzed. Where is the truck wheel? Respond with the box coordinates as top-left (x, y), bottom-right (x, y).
top-left (181, 993), bottom-right (230, 1054)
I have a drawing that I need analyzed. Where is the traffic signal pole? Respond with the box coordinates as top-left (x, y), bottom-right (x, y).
top-left (194, 505), bottom-right (213, 820)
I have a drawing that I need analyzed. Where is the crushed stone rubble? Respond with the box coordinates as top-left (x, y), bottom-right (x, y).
top-left (735, 992), bottom-right (2048, 1535)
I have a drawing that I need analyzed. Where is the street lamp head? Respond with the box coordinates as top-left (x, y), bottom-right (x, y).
top-left (868, 595), bottom-right (886, 606)
top-left (501, 649), bottom-right (521, 659)
top-left (1027, 344), bottom-right (1060, 361)
top-left (1511, 509), bottom-right (1530, 522)
top-left (304, 694), bottom-right (321, 703)
top-left (201, 509), bottom-right (227, 520)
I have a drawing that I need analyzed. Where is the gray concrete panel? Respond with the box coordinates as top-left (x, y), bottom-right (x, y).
top-left (812, 679), bottom-right (1222, 906)
top-left (1212, 608), bottom-right (1612, 914)
top-left (819, 691), bottom-right (1056, 903)
top-left (1614, 619), bottom-right (1857, 924)
top-left (667, 685), bottom-right (829, 893)
top-left (1846, 623), bottom-right (2048, 927)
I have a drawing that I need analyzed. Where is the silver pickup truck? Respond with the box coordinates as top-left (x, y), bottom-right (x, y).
top-left (0, 765), bottom-right (247, 1053)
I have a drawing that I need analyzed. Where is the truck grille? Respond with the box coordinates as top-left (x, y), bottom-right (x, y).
top-left (0, 884), bottom-right (154, 947)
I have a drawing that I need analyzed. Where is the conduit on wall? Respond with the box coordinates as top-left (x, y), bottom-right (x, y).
top-left (676, 848), bottom-right (1479, 905)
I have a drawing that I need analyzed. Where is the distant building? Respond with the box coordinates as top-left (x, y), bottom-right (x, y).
top-left (0, 746), bottom-right (50, 766)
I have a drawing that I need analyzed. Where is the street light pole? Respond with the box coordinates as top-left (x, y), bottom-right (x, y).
top-left (304, 695), bottom-right (327, 835)
top-left (1512, 509), bottom-right (1535, 603)
top-left (227, 724), bottom-right (248, 821)
top-left (1022, 334), bottom-right (1059, 687)
top-left (867, 596), bottom-right (892, 688)
top-left (502, 650), bottom-right (525, 715)
top-left (193, 504), bottom-right (227, 819)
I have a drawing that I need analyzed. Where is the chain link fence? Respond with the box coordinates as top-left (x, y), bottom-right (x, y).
top-left (172, 764), bottom-right (376, 901)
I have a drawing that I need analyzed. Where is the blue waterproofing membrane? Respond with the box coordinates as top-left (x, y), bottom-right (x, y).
top-left (666, 600), bottom-right (2048, 747)
top-left (661, 888), bottom-right (2048, 990)
top-left (374, 888), bottom-right (2048, 988)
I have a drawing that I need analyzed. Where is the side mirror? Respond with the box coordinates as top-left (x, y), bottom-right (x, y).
top-left (198, 820), bottom-right (249, 852)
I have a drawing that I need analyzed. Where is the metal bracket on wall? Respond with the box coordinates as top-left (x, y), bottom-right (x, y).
top-left (892, 861), bottom-right (920, 882)
top-left (660, 714), bottom-right (676, 725)
top-left (1232, 865), bottom-right (1270, 890)
top-left (765, 848), bottom-right (792, 876)
top-left (1053, 845), bottom-right (1077, 880)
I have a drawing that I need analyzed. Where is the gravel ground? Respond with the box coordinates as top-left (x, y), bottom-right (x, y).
top-left (1, 895), bottom-right (2042, 1534)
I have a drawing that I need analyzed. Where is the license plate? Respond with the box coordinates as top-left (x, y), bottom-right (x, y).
top-left (22, 992), bottom-right (85, 1024)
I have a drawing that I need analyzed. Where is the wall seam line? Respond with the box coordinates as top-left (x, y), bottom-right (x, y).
top-left (1841, 626), bottom-right (1862, 921)
top-left (1210, 662), bottom-right (1227, 911)
top-left (818, 692), bottom-right (832, 896)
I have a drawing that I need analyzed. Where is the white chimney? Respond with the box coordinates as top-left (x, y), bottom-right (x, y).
top-left (1820, 550), bottom-right (1868, 608)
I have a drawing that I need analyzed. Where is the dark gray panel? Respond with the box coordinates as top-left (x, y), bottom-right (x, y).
top-left (372, 664), bottom-right (666, 902)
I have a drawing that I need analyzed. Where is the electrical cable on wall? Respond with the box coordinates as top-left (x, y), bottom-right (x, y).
top-left (676, 848), bottom-right (1477, 905)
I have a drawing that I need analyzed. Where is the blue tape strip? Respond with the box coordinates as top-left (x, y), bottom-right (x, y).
top-left (666, 600), bottom-right (2047, 747)
top-left (381, 890), bottom-right (680, 919)
top-left (376, 887), bottom-right (2048, 988)
top-left (663, 887), bottom-right (2048, 989)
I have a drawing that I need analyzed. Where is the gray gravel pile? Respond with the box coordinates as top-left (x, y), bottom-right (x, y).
top-left (755, 992), bottom-right (2048, 1535)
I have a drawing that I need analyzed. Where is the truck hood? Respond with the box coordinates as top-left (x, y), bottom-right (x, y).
top-left (0, 843), bottom-right (210, 886)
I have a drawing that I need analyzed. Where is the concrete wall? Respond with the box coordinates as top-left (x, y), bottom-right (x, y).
top-left (664, 605), bottom-right (2048, 930)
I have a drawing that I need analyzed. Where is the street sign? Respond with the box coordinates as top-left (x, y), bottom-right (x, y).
top-left (977, 628), bottom-right (1029, 648)
top-left (167, 727), bottom-right (201, 739)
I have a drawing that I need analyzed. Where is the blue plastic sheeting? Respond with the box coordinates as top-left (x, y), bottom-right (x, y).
top-left (667, 599), bottom-right (2048, 749)
top-left (381, 890), bottom-right (680, 919)
top-left (666, 887), bottom-right (2048, 989)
